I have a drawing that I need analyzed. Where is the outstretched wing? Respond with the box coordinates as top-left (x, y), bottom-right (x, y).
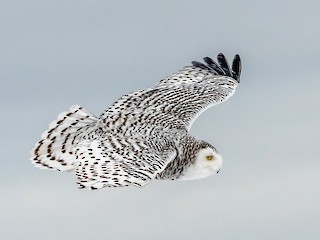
top-left (99, 53), bottom-right (241, 133)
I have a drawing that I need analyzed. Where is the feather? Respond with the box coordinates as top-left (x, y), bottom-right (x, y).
top-left (203, 57), bottom-right (225, 75)
top-left (31, 105), bottom-right (98, 171)
top-left (217, 53), bottom-right (232, 77)
top-left (232, 54), bottom-right (241, 82)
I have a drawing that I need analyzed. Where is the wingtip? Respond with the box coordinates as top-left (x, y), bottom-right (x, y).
top-left (217, 52), bottom-right (225, 58)
top-left (193, 53), bottom-right (242, 83)
top-left (192, 60), bottom-right (211, 70)
top-left (232, 54), bottom-right (242, 83)
top-left (202, 56), bottom-right (224, 75)
top-left (203, 56), bottom-right (212, 62)
top-left (216, 53), bottom-right (232, 77)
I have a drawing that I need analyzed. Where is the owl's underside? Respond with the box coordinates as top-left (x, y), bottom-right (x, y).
top-left (31, 53), bottom-right (241, 189)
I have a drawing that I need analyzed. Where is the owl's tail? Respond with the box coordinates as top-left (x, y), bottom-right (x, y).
top-left (30, 105), bottom-right (99, 171)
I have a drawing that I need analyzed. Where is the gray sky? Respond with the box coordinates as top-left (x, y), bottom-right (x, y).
top-left (1, 0), bottom-right (320, 239)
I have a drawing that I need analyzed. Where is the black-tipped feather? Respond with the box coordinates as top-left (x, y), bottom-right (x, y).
top-left (217, 53), bottom-right (232, 77)
top-left (192, 53), bottom-right (242, 83)
top-left (203, 57), bottom-right (224, 75)
top-left (191, 61), bottom-right (211, 71)
top-left (232, 54), bottom-right (241, 82)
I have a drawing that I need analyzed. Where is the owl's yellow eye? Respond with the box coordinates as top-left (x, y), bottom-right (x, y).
top-left (206, 155), bottom-right (213, 161)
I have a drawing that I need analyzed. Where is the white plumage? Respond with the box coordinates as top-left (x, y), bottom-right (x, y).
top-left (30, 53), bottom-right (242, 189)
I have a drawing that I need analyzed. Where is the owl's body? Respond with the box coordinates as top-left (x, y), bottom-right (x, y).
top-left (31, 53), bottom-right (241, 189)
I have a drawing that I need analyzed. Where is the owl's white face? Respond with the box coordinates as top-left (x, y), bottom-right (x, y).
top-left (179, 147), bottom-right (222, 181)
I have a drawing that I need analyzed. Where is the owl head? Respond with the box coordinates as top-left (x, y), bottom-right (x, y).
top-left (179, 141), bottom-right (222, 181)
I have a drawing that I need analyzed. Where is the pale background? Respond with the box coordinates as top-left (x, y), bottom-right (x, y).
top-left (1, 1), bottom-right (319, 239)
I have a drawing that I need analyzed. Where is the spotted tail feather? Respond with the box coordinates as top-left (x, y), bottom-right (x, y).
top-left (31, 105), bottom-right (99, 171)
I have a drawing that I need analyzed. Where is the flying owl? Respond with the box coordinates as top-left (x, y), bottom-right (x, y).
top-left (30, 53), bottom-right (242, 189)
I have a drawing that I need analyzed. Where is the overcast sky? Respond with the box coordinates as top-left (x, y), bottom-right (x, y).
top-left (1, 1), bottom-right (320, 239)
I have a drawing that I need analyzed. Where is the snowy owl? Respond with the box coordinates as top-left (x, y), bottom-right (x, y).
top-left (31, 53), bottom-right (242, 189)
